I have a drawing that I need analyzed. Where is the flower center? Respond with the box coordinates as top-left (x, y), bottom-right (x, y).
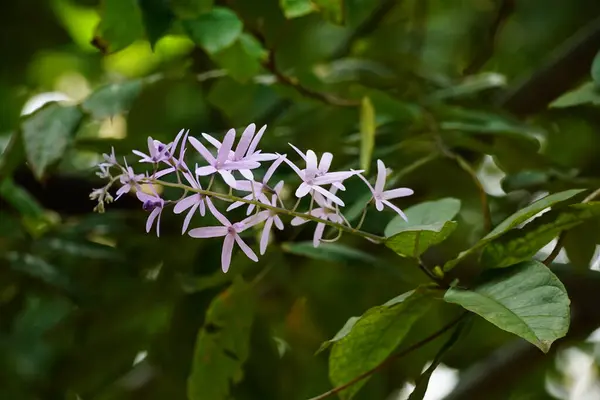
top-left (142, 200), bottom-right (161, 212)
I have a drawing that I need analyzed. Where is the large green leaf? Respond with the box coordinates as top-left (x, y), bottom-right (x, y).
top-left (0, 178), bottom-right (45, 219)
top-left (138, 0), bottom-right (175, 48)
top-left (328, 287), bottom-right (435, 399)
top-left (21, 103), bottom-right (83, 179)
top-left (312, 0), bottom-right (344, 24)
top-left (93, 0), bottom-right (145, 53)
top-left (482, 202), bottom-right (600, 268)
top-left (592, 50), bottom-right (600, 86)
top-left (0, 131), bottom-right (25, 179)
top-left (212, 33), bottom-right (266, 83)
top-left (444, 189), bottom-right (584, 271)
top-left (550, 81), bottom-right (600, 108)
top-left (280, 0), bottom-right (315, 18)
top-left (82, 80), bottom-right (143, 119)
top-left (170, 0), bottom-right (213, 18)
top-left (183, 7), bottom-right (243, 54)
top-left (444, 261), bottom-right (570, 353)
top-left (385, 198), bottom-right (461, 257)
top-left (563, 220), bottom-right (599, 269)
top-left (187, 277), bottom-right (255, 400)
top-left (359, 96), bottom-right (375, 174)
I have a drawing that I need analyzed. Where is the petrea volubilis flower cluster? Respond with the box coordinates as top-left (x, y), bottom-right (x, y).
top-left (91, 124), bottom-right (414, 272)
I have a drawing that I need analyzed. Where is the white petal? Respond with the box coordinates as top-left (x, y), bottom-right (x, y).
top-left (305, 150), bottom-right (318, 178)
top-left (221, 234), bottom-right (234, 272)
top-left (318, 152), bottom-right (333, 173)
top-left (198, 199), bottom-right (206, 216)
top-left (375, 159), bottom-right (386, 193)
top-left (222, 160), bottom-right (261, 170)
top-left (218, 170), bottom-right (237, 189)
top-left (234, 234), bottom-right (258, 262)
top-left (247, 125), bottom-right (267, 155)
top-left (226, 200), bottom-right (246, 212)
top-left (313, 185), bottom-right (344, 207)
top-left (313, 223), bottom-right (325, 247)
top-left (375, 199), bottom-right (384, 211)
top-left (260, 217), bottom-right (274, 255)
top-left (147, 137), bottom-right (157, 157)
top-left (382, 200), bottom-right (408, 221)
top-left (295, 182), bottom-right (312, 198)
top-left (291, 216), bottom-right (309, 226)
top-left (196, 165), bottom-right (217, 176)
top-left (274, 216), bottom-right (284, 230)
top-left (188, 226), bottom-right (228, 238)
top-left (382, 188), bottom-right (414, 200)
top-left (240, 169), bottom-right (254, 180)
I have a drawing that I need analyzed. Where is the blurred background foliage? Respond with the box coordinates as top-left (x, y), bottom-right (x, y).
top-left (1, 0), bottom-right (600, 399)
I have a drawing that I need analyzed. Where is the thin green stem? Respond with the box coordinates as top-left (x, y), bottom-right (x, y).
top-left (152, 180), bottom-right (385, 243)
top-left (354, 206), bottom-right (368, 230)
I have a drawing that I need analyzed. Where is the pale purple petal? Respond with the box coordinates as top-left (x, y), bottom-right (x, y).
top-left (146, 207), bottom-right (160, 234)
top-left (247, 124), bottom-right (267, 155)
top-left (206, 197), bottom-right (231, 227)
top-left (174, 194), bottom-right (199, 214)
top-left (234, 234), bottom-right (258, 262)
top-left (147, 137), bottom-right (157, 158)
top-left (226, 200), bottom-right (246, 212)
top-left (274, 215), bottom-right (284, 230)
top-left (198, 199), bottom-right (206, 216)
top-left (188, 226), bottom-right (228, 238)
top-left (221, 234), bottom-right (234, 273)
top-left (182, 170), bottom-right (200, 188)
top-left (136, 191), bottom-right (156, 203)
top-left (332, 181), bottom-right (346, 191)
top-left (189, 136), bottom-right (216, 164)
top-left (313, 185), bottom-right (344, 206)
top-left (263, 155), bottom-right (286, 184)
top-left (273, 181), bottom-right (284, 196)
top-left (154, 166), bottom-right (175, 178)
top-left (218, 170), bottom-right (237, 188)
top-left (202, 133), bottom-right (222, 149)
top-left (132, 149), bottom-right (150, 161)
top-left (375, 199), bottom-right (384, 211)
top-left (288, 143), bottom-right (306, 160)
top-left (355, 171), bottom-right (375, 194)
top-left (318, 152), bottom-right (333, 173)
top-left (313, 223), bottom-right (325, 247)
top-left (240, 211), bottom-right (269, 231)
top-left (181, 203), bottom-right (199, 234)
top-left (171, 129), bottom-right (185, 154)
top-left (382, 200), bottom-right (408, 221)
top-left (222, 160), bottom-right (261, 170)
top-left (283, 157), bottom-right (304, 178)
top-left (246, 203), bottom-right (255, 215)
top-left (248, 152), bottom-right (279, 161)
top-left (375, 159), bottom-right (386, 194)
top-left (328, 213), bottom-right (345, 224)
top-left (196, 165), bottom-right (217, 176)
top-left (305, 150), bottom-right (318, 178)
top-left (314, 171), bottom-right (357, 185)
top-left (291, 216), bottom-right (309, 226)
top-left (260, 217), bottom-right (273, 255)
top-left (116, 184), bottom-right (131, 200)
top-left (235, 123), bottom-right (255, 160)
top-left (295, 182), bottom-right (312, 198)
top-left (240, 169), bottom-right (254, 180)
top-left (382, 188), bottom-right (414, 200)
top-left (218, 129), bottom-right (235, 164)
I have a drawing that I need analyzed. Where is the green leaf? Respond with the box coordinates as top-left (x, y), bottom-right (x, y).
top-left (316, 316), bottom-right (360, 354)
top-left (8, 252), bottom-right (72, 293)
top-left (21, 103), bottom-right (83, 179)
top-left (82, 80), bottom-right (143, 119)
top-left (312, 0), bottom-right (344, 24)
top-left (93, 0), bottom-right (145, 53)
top-left (187, 277), bottom-right (255, 400)
top-left (329, 288), bottom-right (435, 399)
top-left (183, 7), bottom-right (243, 54)
top-left (550, 81), bottom-right (600, 108)
top-left (385, 198), bottom-right (461, 258)
top-left (407, 317), bottom-right (467, 400)
top-left (138, 0), bottom-right (175, 48)
top-left (591, 50), bottom-right (600, 86)
top-left (563, 220), bottom-right (599, 269)
top-left (444, 260), bottom-right (570, 353)
top-left (280, 0), bottom-right (316, 18)
top-left (281, 241), bottom-right (379, 264)
top-left (170, 0), bottom-right (213, 18)
top-left (444, 189), bottom-right (584, 271)
top-left (359, 96), bottom-right (375, 174)
top-left (482, 202), bottom-right (600, 268)
top-left (430, 72), bottom-right (507, 100)
top-left (0, 131), bottom-right (25, 180)
top-left (0, 178), bottom-right (45, 219)
top-left (212, 33), bottom-right (266, 83)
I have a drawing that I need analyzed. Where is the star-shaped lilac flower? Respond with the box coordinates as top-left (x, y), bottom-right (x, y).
top-left (136, 187), bottom-right (164, 237)
top-left (290, 186), bottom-right (344, 247)
top-left (173, 166), bottom-right (207, 234)
top-left (116, 158), bottom-right (144, 200)
top-left (356, 159), bottom-right (413, 220)
top-left (188, 200), bottom-right (261, 272)
top-left (189, 129), bottom-right (260, 189)
top-left (244, 181), bottom-right (285, 255)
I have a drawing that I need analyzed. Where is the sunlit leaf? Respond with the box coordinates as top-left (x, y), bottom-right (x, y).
top-left (182, 7), bottom-right (243, 54)
top-left (188, 277), bottom-right (255, 400)
top-left (444, 260), bottom-right (570, 353)
top-left (280, 0), bottom-right (315, 18)
top-left (212, 33), bottom-right (266, 82)
top-left (482, 202), bottom-right (600, 268)
top-left (21, 103), bottom-right (83, 179)
top-left (385, 198), bottom-right (461, 257)
top-left (138, 0), bottom-right (175, 48)
top-left (312, 0), bottom-right (344, 24)
top-left (444, 189), bottom-right (585, 271)
top-left (93, 0), bottom-right (145, 53)
top-left (82, 80), bottom-right (143, 119)
top-left (359, 96), bottom-right (375, 173)
top-left (329, 287), bottom-right (435, 399)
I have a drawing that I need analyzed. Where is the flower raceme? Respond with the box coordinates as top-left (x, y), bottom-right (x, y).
top-left (92, 123), bottom-right (414, 272)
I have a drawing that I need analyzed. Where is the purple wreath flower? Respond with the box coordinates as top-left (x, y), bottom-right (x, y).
top-left (249, 181), bottom-right (285, 255)
top-left (290, 186), bottom-right (344, 247)
top-left (116, 158), bottom-right (144, 200)
top-left (136, 187), bottom-right (164, 237)
top-left (173, 167), bottom-right (208, 234)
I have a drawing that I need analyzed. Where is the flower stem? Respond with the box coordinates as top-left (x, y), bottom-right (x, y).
top-left (153, 180), bottom-right (385, 243)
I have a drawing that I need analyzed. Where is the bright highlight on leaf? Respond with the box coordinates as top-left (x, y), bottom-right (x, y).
top-left (444, 260), bottom-right (570, 353)
top-left (359, 96), bottom-right (375, 174)
top-left (182, 7), bottom-right (243, 54)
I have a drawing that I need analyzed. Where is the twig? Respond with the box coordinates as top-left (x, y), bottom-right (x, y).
top-left (263, 53), bottom-right (359, 107)
top-left (463, 0), bottom-right (515, 75)
top-left (543, 187), bottom-right (600, 265)
top-left (306, 313), bottom-right (468, 400)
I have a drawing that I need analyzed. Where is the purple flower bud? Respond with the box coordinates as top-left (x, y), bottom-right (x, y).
top-left (143, 200), bottom-right (162, 212)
